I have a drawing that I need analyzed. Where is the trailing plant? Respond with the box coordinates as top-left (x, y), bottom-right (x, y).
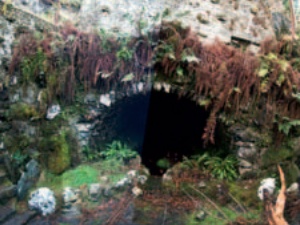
top-left (154, 22), bottom-right (300, 145)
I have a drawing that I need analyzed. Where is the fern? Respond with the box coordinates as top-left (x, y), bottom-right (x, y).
top-left (101, 140), bottom-right (138, 163)
top-left (278, 117), bottom-right (300, 135)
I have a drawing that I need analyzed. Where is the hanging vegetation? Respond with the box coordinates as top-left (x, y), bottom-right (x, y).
top-left (7, 20), bottom-right (300, 145)
top-left (9, 22), bottom-right (153, 105)
top-left (154, 21), bottom-right (300, 145)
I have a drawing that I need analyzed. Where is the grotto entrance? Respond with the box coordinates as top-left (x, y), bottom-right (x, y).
top-left (141, 89), bottom-right (212, 175)
top-left (91, 88), bottom-right (227, 176)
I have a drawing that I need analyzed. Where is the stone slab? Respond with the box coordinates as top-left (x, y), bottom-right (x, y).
top-left (0, 205), bottom-right (15, 223)
top-left (2, 211), bottom-right (37, 225)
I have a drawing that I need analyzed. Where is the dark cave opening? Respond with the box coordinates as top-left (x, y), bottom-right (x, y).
top-left (94, 88), bottom-right (227, 176)
top-left (141, 89), bottom-right (213, 175)
top-left (95, 92), bottom-right (151, 152)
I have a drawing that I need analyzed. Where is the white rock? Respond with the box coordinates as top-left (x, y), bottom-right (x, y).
top-left (198, 181), bottom-right (206, 188)
top-left (132, 186), bottom-right (143, 197)
top-left (114, 177), bottom-right (130, 188)
top-left (162, 173), bottom-right (173, 183)
top-left (287, 182), bottom-right (299, 193)
top-left (154, 83), bottom-right (162, 91)
top-left (76, 124), bottom-right (91, 133)
top-left (127, 170), bottom-right (137, 179)
top-left (257, 178), bottom-right (276, 200)
top-left (137, 82), bottom-right (144, 92)
top-left (162, 83), bottom-right (171, 93)
top-left (46, 104), bottom-right (61, 120)
top-left (99, 94), bottom-right (111, 107)
top-left (28, 187), bottom-right (56, 216)
top-left (100, 176), bottom-right (109, 182)
top-left (88, 183), bottom-right (101, 201)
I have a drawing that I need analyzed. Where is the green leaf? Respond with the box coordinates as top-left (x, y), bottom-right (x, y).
top-left (278, 60), bottom-right (289, 72)
top-left (258, 68), bottom-right (268, 77)
top-left (232, 87), bottom-right (241, 93)
top-left (176, 67), bottom-right (184, 76)
top-left (181, 55), bottom-right (200, 63)
top-left (276, 73), bottom-right (285, 86)
top-left (292, 93), bottom-right (300, 102)
top-left (198, 98), bottom-right (211, 106)
top-left (101, 72), bottom-right (113, 79)
top-left (121, 73), bottom-right (135, 82)
top-left (265, 53), bottom-right (277, 60)
top-left (167, 53), bottom-right (176, 60)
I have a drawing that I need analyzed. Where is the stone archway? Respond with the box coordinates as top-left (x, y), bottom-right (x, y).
top-left (88, 82), bottom-right (235, 175)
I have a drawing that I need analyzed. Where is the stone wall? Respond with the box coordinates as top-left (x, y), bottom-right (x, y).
top-left (78, 0), bottom-right (284, 45)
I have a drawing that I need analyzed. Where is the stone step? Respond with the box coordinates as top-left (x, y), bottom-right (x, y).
top-left (2, 211), bottom-right (37, 225)
top-left (0, 205), bottom-right (15, 223)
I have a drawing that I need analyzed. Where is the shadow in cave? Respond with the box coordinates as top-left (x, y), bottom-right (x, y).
top-left (92, 89), bottom-right (227, 176)
top-left (95, 92), bottom-right (152, 153)
top-left (141, 89), bottom-right (211, 175)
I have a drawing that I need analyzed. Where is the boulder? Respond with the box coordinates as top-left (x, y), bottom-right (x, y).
top-left (46, 104), bottom-right (61, 120)
top-left (257, 178), bottom-right (276, 200)
top-left (28, 187), bottom-right (56, 216)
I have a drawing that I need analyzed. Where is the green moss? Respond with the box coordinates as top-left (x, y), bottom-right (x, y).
top-left (47, 131), bottom-right (71, 174)
top-left (36, 160), bottom-right (127, 192)
top-left (36, 165), bottom-right (97, 192)
top-left (262, 145), bottom-right (294, 167)
top-left (61, 165), bottom-right (98, 187)
top-left (228, 181), bottom-right (261, 208)
top-left (8, 103), bottom-right (39, 120)
top-left (4, 133), bottom-right (31, 153)
top-left (39, 118), bottom-right (68, 137)
top-left (282, 163), bottom-right (300, 185)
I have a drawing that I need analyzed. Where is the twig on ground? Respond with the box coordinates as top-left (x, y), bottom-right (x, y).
top-left (188, 184), bottom-right (231, 222)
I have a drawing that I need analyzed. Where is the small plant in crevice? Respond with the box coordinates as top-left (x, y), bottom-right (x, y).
top-left (156, 158), bottom-right (171, 170)
top-left (204, 155), bottom-right (238, 181)
top-left (181, 152), bottom-right (210, 170)
top-left (100, 140), bottom-right (138, 164)
top-left (11, 150), bottom-right (28, 168)
top-left (82, 145), bottom-right (99, 161)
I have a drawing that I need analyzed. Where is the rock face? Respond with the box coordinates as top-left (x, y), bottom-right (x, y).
top-left (17, 159), bottom-right (41, 200)
top-left (78, 0), bottom-right (280, 45)
top-left (62, 187), bottom-right (81, 217)
top-left (229, 124), bottom-right (265, 176)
